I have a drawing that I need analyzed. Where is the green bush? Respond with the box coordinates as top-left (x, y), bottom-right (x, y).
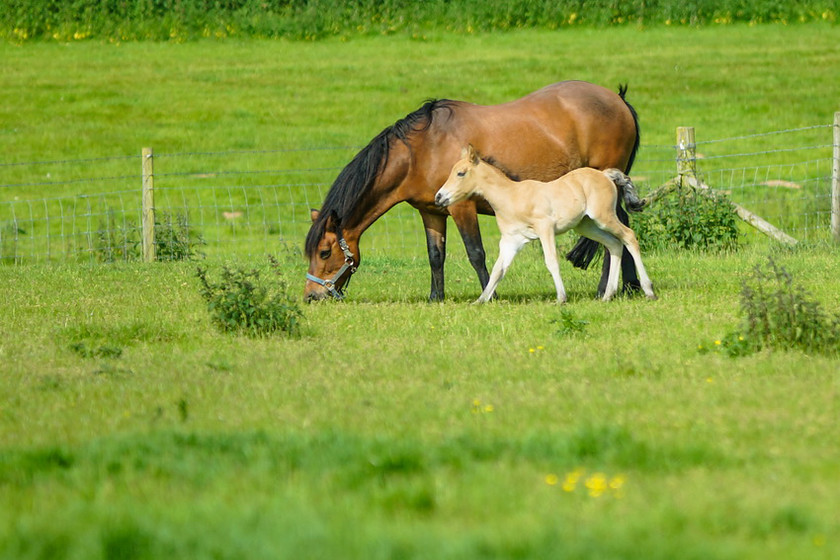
top-left (633, 186), bottom-right (741, 252)
top-left (739, 257), bottom-right (840, 355)
top-left (154, 211), bottom-right (205, 262)
top-left (196, 255), bottom-right (303, 337)
top-left (1, 0), bottom-right (836, 42)
top-left (93, 210), bottom-right (140, 263)
top-left (701, 257), bottom-right (840, 357)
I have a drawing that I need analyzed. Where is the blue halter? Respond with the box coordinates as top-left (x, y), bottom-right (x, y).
top-left (305, 237), bottom-right (356, 300)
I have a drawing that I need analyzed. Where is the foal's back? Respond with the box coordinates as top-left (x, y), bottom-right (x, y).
top-left (508, 168), bottom-right (619, 232)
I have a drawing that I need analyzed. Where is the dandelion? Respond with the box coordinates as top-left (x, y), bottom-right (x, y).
top-left (609, 474), bottom-right (626, 498)
top-left (545, 474), bottom-right (559, 486)
top-left (563, 468), bottom-right (585, 492)
top-left (585, 472), bottom-right (609, 497)
top-left (529, 348), bottom-right (536, 353)
top-left (714, 340), bottom-right (722, 346)
top-left (484, 404), bottom-right (494, 413)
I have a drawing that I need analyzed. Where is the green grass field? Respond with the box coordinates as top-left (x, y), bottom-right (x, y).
top-left (2, 24), bottom-right (840, 559)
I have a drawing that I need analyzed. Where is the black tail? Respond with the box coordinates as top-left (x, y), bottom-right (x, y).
top-left (566, 84), bottom-right (641, 271)
top-left (617, 83), bottom-right (641, 177)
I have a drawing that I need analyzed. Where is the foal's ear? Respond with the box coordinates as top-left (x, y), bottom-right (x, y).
top-left (310, 208), bottom-right (320, 223)
top-left (466, 144), bottom-right (480, 164)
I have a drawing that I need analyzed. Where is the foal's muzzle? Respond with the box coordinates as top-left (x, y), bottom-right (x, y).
top-left (434, 191), bottom-right (450, 207)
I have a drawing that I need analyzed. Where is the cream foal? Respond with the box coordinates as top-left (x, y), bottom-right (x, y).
top-left (434, 145), bottom-right (656, 303)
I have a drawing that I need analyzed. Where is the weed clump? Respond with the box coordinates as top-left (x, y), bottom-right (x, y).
top-left (551, 309), bottom-right (589, 337)
top-left (701, 257), bottom-right (840, 357)
top-left (92, 210), bottom-right (203, 262)
top-left (634, 186), bottom-right (740, 252)
top-left (196, 255), bottom-right (303, 338)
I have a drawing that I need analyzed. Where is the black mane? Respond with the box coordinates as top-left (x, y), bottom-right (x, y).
top-left (305, 99), bottom-right (456, 257)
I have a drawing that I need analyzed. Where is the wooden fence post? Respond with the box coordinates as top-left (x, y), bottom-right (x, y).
top-left (142, 147), bottom-right (156, 262)
top-left (832, 112), bottom-right (840, 242)
top-left (676, 126), bottom-right (697, 186)
top-left (672, 126), bottom-right (798, 246)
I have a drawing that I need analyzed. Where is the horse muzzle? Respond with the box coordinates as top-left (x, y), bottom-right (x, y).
top-left (304, 237), bottom-right (356, 302)
top-left (434, 190), bottom-right (451, 208)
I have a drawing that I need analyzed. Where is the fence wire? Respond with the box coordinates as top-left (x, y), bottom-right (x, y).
top-left (0, 123), bottom-right (836, 264)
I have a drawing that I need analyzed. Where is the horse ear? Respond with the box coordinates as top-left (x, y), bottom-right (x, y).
top-left (310, 209), bottom-right (320, 223)
top-left (467, 144), bottom-right (480, 164)
top-left (324, 210), bottom-right (341, 233)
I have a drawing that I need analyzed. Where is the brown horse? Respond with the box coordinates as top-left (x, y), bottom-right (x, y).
top-left (304, 80), bottom-right (640, 301)
top-left (435, 145), bottom-right (656, 303)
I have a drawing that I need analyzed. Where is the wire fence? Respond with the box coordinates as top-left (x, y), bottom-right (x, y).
top-left (1, 121), bottom-right (837, 264)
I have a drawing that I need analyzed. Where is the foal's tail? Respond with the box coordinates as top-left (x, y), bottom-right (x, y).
top-left (604, 169), bottom-right (646, 213)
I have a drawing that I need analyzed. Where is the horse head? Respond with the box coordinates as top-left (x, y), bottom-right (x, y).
top-left (304, 209), bottom-right (359, 301)
top-left (435, 144), bottom-right (483, 208)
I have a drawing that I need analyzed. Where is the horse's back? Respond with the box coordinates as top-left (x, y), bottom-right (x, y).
top-left (441, 81), bottom-right (637, 181)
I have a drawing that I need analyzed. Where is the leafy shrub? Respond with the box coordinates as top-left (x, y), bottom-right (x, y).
top-left (93, 210), bottom-right (140, 263)
top-left (90, 210), bottom-right (202, 262)
top-left (196, 255), bottom-right (303, 337)
top-left (551, 309), bottom-right (589, 337)
top-left (633, 186), bottom-right (740, 252)
top-left (1, 222), bottom-right (23, 265)
top-left (2, 0), bottom-right (836, 42)
top-left (155, 211), bottom-right (205, 261)
top-left (701, 257), bottom-right (840, 357)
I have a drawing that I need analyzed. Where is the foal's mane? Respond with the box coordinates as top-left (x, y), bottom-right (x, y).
top-left (305, 99), bottom-right (457, 257)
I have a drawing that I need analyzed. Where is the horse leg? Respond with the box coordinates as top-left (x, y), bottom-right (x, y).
top-left (596, 204), bottom-right (641, 297)
top-left (591, 214), bottom-right (656, 300)
top-left (420, 211), bottom-right (447, 301)
top-left (449, 203), bottom-right (490, 290)
top-left (616, 203), bottom-right (642, 294)
top-left (475, 234), bottom-right (526, 303)
top-left (537, 225), bottom-right (566, 303)
top-left (612, 227), bottom-right (657, 300)
top-left (575, 219), bottom-right (623, 301)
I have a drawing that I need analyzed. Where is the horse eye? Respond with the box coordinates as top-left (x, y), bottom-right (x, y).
top-left (457, 170), bottom-right (466, 177)
top-left (319, 249), bottom-right (331, 260)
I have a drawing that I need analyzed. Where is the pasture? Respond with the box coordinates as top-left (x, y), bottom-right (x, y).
top-left (2, 23), bottom-right (840, 559)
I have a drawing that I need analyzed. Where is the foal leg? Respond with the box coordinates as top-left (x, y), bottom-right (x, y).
top-left (475, 234), bottom-right (527, 303)
top-left (614, 228), bottom-right (657, 300)
top-left (593, 216), bottom-right (657, 300)
top-left (575, 220), bottom-right (623, 301)
top-left (420, 211), bottom-right (447, 301)
top-left (596, 204), bottom-right (642, 297)
top-left (536, 225), bottom-right (566, 303)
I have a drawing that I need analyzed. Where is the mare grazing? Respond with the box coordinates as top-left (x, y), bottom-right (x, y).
top-left (435, 145), bottom-right (657, 303)
top-left (304, 81), bottom-right (641, 301)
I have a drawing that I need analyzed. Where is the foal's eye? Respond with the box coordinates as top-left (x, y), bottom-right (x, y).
top-left (457, 170), bottom-right (466, 177)
top-left (319, 249), bottom-right (331, 260)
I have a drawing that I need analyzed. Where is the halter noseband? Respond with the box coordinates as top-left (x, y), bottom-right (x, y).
top-left (306, 237), bottom-right (357, 300)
